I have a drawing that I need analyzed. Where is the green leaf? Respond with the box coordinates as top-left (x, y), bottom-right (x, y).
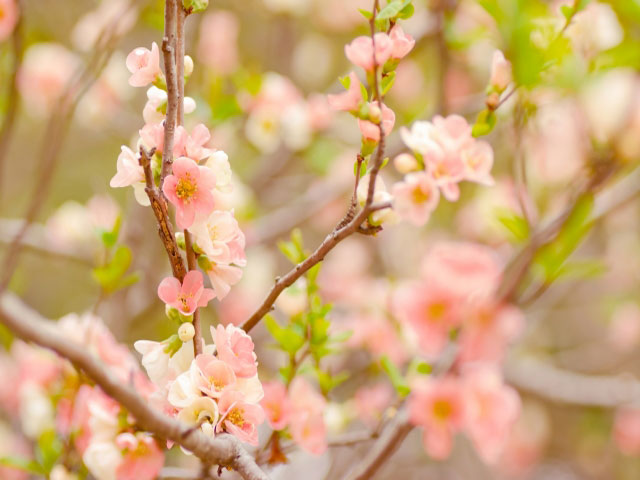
top-left (495, 208), bottom-right (530, 242)
top-left (36, 430), bottom-right (62, 474)
top-left (560, 4), bottom-right (573, 21)
top-left (397, 2), bottom-right (414, 19)
top-left (553, 259), bottom-right (607, 281)
top-left (339, 75), bottom-right (351, 90)
top-left (265, 315), bottom-right (305, 354)
top-left (92, 245), bottom-right (134, 293)
top-left (380, 355), bottom-right (410, 397)
top-left (358, 8), bottom-right (373, 20)
top-left (381, 71), bottom-right (396, 96)
top-left (472, 109), bottom-right (497, 137)
top-left (377, 0), bottom-right (412, 20)
top-left (0, 457), bottom-right (45, 475)
top-left (183, 0), bottom-right (208, 13)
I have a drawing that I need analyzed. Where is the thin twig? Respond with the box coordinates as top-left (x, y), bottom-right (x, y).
top-left (160, 0), bottom-right (179, 186)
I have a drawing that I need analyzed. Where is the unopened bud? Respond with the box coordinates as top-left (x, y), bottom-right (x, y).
top-left (394, 153), bottom-right (420, 174)
top-left (175, 232), bottom-right (186, 250)
top-left (184, 55), bottom-right (194, 77)
top-left (165, 305), bottom-right (182, 323)
top-left (369, 104), bottom-right (382, 123)
top-left (178, 322), bottom-right (195, 342)
top-left (485, 92), bottom-right (500, 111)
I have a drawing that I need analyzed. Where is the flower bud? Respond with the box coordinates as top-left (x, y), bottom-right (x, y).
top-left (369, 103), bottom-right (382, 123)
top-left (165, 305), bottom-right (182, 323)
top-left (178, 322), bottom-right (195, 342)
top-left (184, 55), bottom-right (194, 77)
top-left (175, 232), bottom-right (186, 250)
top-left (489, 50), bottom-right (512, 93)
top-left (393, 153), bottom-right (420, 174)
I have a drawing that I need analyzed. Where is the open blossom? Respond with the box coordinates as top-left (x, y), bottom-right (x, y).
top-left (204, 264), bottom-right (244, 301)
top-left (288, 377), bottom-right (327, 455)
top-left (134, 339), bottom-right (193, 388)
top-left (190, 354), bottom-right (237, 398)
top-left (345, 33), bottom-right (393, 71)
top-left (204, 150), bottom-right (233, 193)
top-left (188, 210), bottom-right (246, 265)
top-left (0, 0), bottom-right (18, 42)
top-left (392, 171), bottom-right (440, 226)
top-left (260, 381), bottom-right (292, 430)
top-left (115, 433), bottom-right (164, 480)
top-left (489, 50), bottom-right (512, 92)
top-left (109, 146), bottom-right (143, 188)
top-left (163, 157), bottom-right (217, 229)
top-left (409, 376), bottom-right (466, 460)
top-left (389, 25), bottom-right (415, 59)
top-left (83, 440), bottom-right (122, 480)
top-left (157, 270), bottom-right (215, 315)
top-left (461, 140), bottom-right (495, 186)
top-left (462, 365), bottom-right (520, 463)
top-left (327, 71), bottom-right (362, 112)
top-left (126, 42), bottom-right (161, 87)
top-left (177, 396), bottom-right (220, 437)
top-left (358, 101), bottom-right (395, 142)
top-left (212, 325), bottom-right (258, 378)
top-left (216, 390), bottom-right (265, 446)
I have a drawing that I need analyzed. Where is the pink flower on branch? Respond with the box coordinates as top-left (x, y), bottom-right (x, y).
top-left (216, 390), bottom-right (265, 446)
top-left (327, 71), bottom-right (363, 112)
top-left (212, 324), bottom-right (258, 378)
top-left (126, 42), bottom-right (162, 87)
top-left (389, 25), bottom-right (415, 60)
top-left (345, 33), bottom-right (393, 72)
top-left (358, 101), bottom-right (395, 142)
top-left (163, 157), bottom-right (217, 229)
top-left (190, 354), bottom-right (237, 398)
top-left (109, 146), bottom-right (144, 188)
top-left (260, 381), bottom-right (292, 431)
top-left (157, 270), bottom-right (215, 316)
top-left (115, 433), bottom-right (165, 480)
top-left (392, 171), bottom-right (440, 226)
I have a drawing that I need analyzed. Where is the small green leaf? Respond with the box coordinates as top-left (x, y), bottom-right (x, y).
top-left (397, 2), bottom-right (414, 19)
top-left (92, 245), bottom-right (134, 293)
top-left (358, 8), bottom-right (373, 20)
top-left (380, 355), bottom-right (410, 397)
top-left (472, 109), bottom-right (497, 137)
top-left (265, 315), bottom-right (305, 354)
top-left (0, 457), bottom-right (45, 475)
top-left (495, 208), bottom-right (530, 242)
top-left (36, 430), bottom-right (62, 474)
top-left (377, 0), bottom-right (411, 20)
top-left (560, 4), bottom-right (573, 20)
top-left (381, 71), bottom-right (396, 96)
top-left (183, 0), bottom-right (208, 13)
top-left (339, 75), bottom-right (351, 90)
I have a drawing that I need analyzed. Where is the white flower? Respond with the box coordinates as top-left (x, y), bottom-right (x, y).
top-left (83, 440), bottom-right (122, 480)
top-left (204, 150), bottom-right (233, 193)
top-left (177, 396), bottom-right (220, 434)
top-left (134, 340), bottom-right (171, 386)
top-left (143, 86), bottom-right (196, 124)
top-left (19, 382), bottom-right (54, 439)
top-left (51, 465), bottom-right (79, 480)
top-left (234, 374), bottom-right (265, 404)
top-left (168, 370), bottom-right (201, 408)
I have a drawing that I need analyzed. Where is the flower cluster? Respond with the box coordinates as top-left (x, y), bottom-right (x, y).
top-left (135, 324), bottom-right (265, 446)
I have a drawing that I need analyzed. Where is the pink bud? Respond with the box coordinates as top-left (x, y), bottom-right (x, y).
top-left (489, 50), bottom-right (512, 92)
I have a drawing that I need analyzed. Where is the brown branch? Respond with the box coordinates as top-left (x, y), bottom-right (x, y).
top-left (139, 147), bottom-right (187, 280)
top-left (0, 292), bottom-right (269, 480)
top-left (160, 0), bottom-right (179, 186)
top-left (184, 229), bottom-right (202, 356)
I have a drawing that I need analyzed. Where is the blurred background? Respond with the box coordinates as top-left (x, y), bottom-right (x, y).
top-left (1, 0), bottom-right (640, 479)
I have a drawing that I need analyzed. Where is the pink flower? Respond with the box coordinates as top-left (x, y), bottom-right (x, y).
top-left (354, 383), bottom-right (393, 427)
top-left (184, 123), bottom-right (213, 160)
top-left (347, 313), bottom-right (408, 365)
top-left (462, 140), bottom-right (495, 186)
top-left (345, 33), bottom-right (393, 71)
top-left (389, 25), bottom-right (415, 59)
top-left (115, 433), bottom-right (164, 480)
top-left (0, 0), bottom-right (18, 42)
top-left (126, 42), bottom-right (161, 87)
top-left (212, 324), bottom-right (257, 378)
top-left (188, 210), bottom-right (246, 265)
top-left (260, 381), bottom-right (292, 430)
top-left (288, 377), bottom-right (327, 455)
top-left (489, 50), bottom-right (512, 92)
top-left (157, 270), bottom-right (215, 315)
top-left (614, 408), bottom-right (640, 455)
top-left (162, 157), bottom-right (217, 229)
top-left (204, 264), bottom-right (244, 300)
top-left (462, 365), bottom-right (520, 463)
top-left (216, 390), bottom-right (265, 446)
top-left (392, 171), bottom-right (440, 226)
top-left (327, 71), bottom-right (362, 112)
top-left (190, 354), bottom-right (236, 398)
top-left (358, 101), bottom-right (395, 142)
top-left (608, 302), bottom-right (640, 352)
top-left (409, 376), bottom-right (466, 460)
top-left (197, 11), bottom-right (239, 75)
top-left (110, 146), bottom-right (144, 188)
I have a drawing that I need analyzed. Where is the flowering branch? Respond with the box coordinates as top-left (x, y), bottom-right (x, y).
top-left (0, 292), bottom-right (270, 480)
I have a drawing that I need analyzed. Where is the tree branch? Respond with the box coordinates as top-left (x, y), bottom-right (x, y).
top-left (0, 292), bottom-right (270, 480)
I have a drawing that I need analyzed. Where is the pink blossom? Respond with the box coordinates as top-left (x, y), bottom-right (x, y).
top-left (216, 390), bottom-right (265, 446)
top-left (489, 50), bottom-right (512, 92)
top-left (614, 408), bottom-right (640, 455)
top-left (115, 433), bottom-right (164, 480)
top-left (409, 376), bottom-right (466, 460)
top-left (354, 383), bottom-right (393, 427)
top-left (190, 354), bottom-right (237, 398)
top-left (345, 33), bottom-right (393, 72)
top-left (184, 123), bottom-right (213, 160)
top-left (212, 324), bottom-right (257, 378)
top-left (358, 101), bottom-right (395, 142)
top-left (110, 146), bottom-right (144, 188)
top-left (0, 0), bottom-right (18, 42)
top-left (163, 157), bottom-right (217, 229)
top-left (157, 270), bottom-right (215, 315)
top-left (197, 11), bottom-right (239, 75)
top-left (462, 140), bottom-right (495, 186)
top-left (288, 377), bottom-right (327, 455)
top-left (392, 171), bottom-right (440, 226)
top-left (205, 264), bottom-right (244, 300)
top-left (327, 71), bottom-right (362, 112)
top-left (389, 25), bottom-right (415, 59)
top-left (188, 210), bottom-right (246, 265)
top-left (260, 381), bottom-right (292, 430)
top-left (306, 93), bottom-right (333, 130)
top-left (462, 365), bottom-right (521, 463)
top-left (126, 42), bottom-right (161, 87)
top-left (347, 313), bottom-right (408, 365)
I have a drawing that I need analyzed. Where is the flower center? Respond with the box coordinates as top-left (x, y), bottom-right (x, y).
top-left (426, 301), bottom-right (446, 321)
top-left (433, 399), bottom-right (453, 421)
top-left (210, 377), bottom-right (226, 391)
top-left (176, 174), bottom-right (197, 202)
top-left (227, 407), bottom-right (244, 426)
top-left (411, 185), bottom-right (431, 204)
top-left (177, 293), bottom-right (193, 311)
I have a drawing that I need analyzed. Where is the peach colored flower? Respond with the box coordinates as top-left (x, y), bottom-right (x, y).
top-left (126, 42), bottom-right (161, 87)
top-left (462, 140), bottom-right (495, 186)
top-left (389, 25), bottom-right (415, 59)
top-left (354, 383), bottom-right (393, 427)
top-left (392, 171), bottom-right (440, 226)
top-left (115, 433), bottom-right (164, 480)
top-left (260, 381), bottom-right (292, 430)
top-left (0, 0), bottom-right (18, 42)
top-left (288, 377), bottom-right (327, 455)
top-left (212, 324), bottom-right (257, 378)
top-left (110, 146), bottom-right (143, 188)
top-left (489, 50), bottom-right (512, 92)
top-left (190, 354), bottom-right (237, 398)
top-left (216, 390), bottom-right (265, 446)
top-left (327, 71), bottom-right (362, 112)
top-left (358, 101), bottom-right (395, 142)
top-left (157, 270), bottom-right (215, 315)
top-left (177, 396), bottom-right (220, 437)
top-left (163, 157), bottom-right (217, 229)
top-left (409, 376), bottom-right (466, 460)
top-left (204, 264), bottom-right (244, 300)
top-left (197, 11), bottom-right (239, 75)
top-left (188, 210), bottom-right (246, 266)
top-left (345, 33), bottom-right (393, 72)
top-left (614, 407), bottom-right (640, 455)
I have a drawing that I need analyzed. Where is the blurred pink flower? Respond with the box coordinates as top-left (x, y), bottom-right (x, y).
top-left (126, 42), bottom-right (161, 87)
top-left (389, 25), bottom-right (415, 59)
top-left (289, 377), bottom-right (327, 455)
top-left (462, 140), bottom-right (495, 186)
top-left (409, 376), bottom-right (466, 460)
top-left (157, 270), bottom-right (215, 315)
top-left (354, 383), bottom-right (393, 427)
top-left (197, 11), bottom-right (239, 75)
top-left (392, 171), bottom-right (440, 226)
top-left (261, 381), bottom-right (292, 430)
top-left (347, 312), bottom-right (408, 365)
top-left (115, 433), bottom-right (164, 480)
top-left (205, 264), bottom-right (244, 300)
top-left (327, 71), bottom-right (362, 112)
top-left (608, 302), bottom-right (640, 352)
top-left (212, 324), bottom-right (257, 378)
top-left (358, 101), bottom-right (395, 142)
top-left (0, 0), bottom-right (18, 42)
top-left (217, 390), bottom-right (265, 446)
top-left (163, 157), bottom-right (217, 229)
top-left (614, 407), bottom-right (640, 455)
top-left (345, 34), bottom-right (393, 72)
top-left (489, 50), bottom-right (512, 92)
